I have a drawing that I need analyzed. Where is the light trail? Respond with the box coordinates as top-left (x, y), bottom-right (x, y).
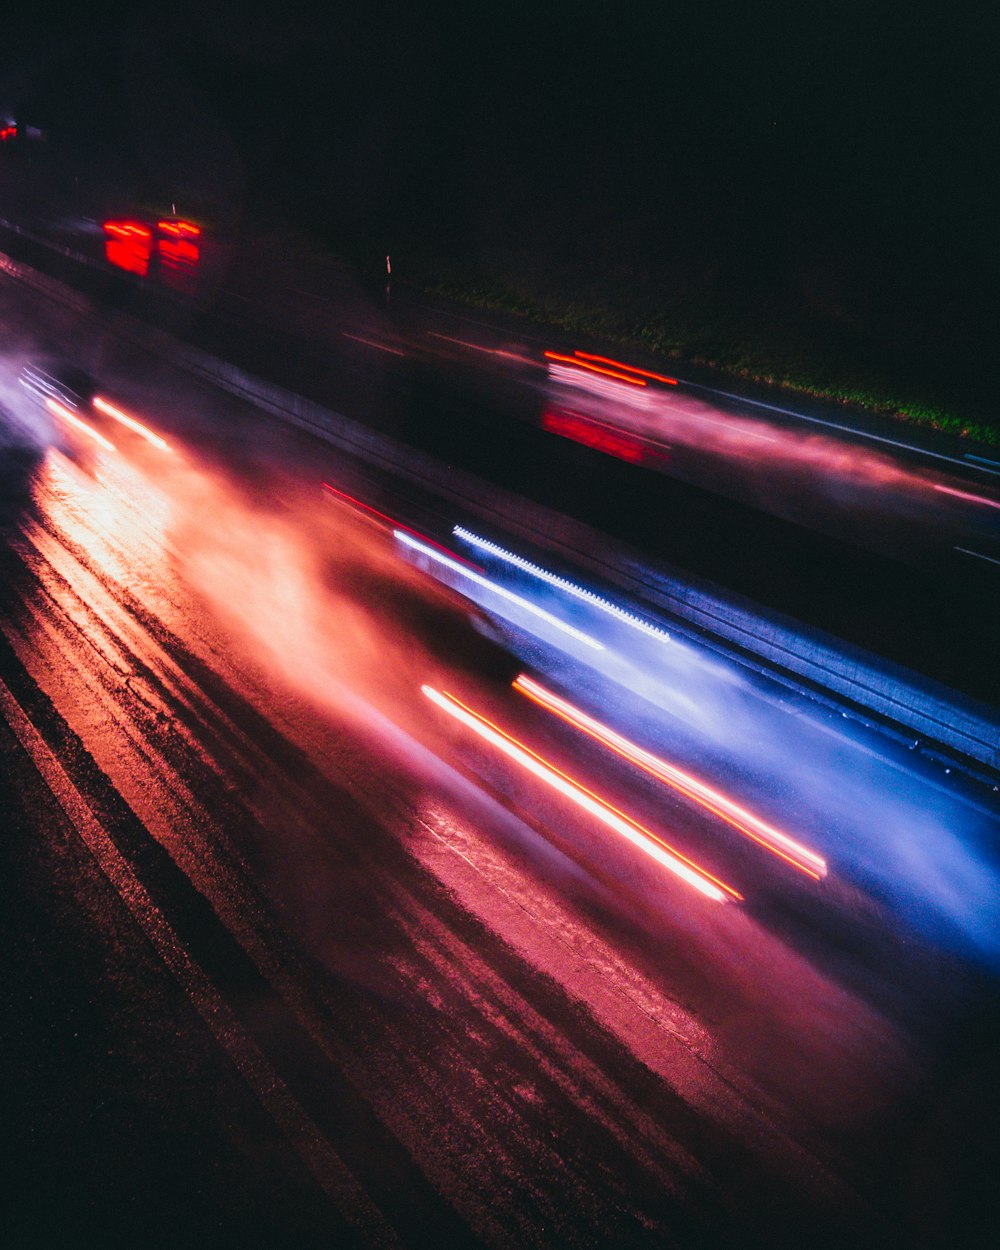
top-left (453, 526), bottom-right (672, 644)
top-left (103, 220), bottom-right (151, 241)
top-left (542, 409), bottom-right (659, 464)
top-left (46, 399), bottom-right (116, 452)
top-left (423, 685), bottom-right (741, 903)
top-left (514, 675), bottom-right (828, 881)
top-left (321, 482), bottom-right (483, 569)
top-left (573, 352), bottom-right (678, 385)
top-left (933, 483), bottom-right (1000, 510)
top-left (544, 351), bottom-right (648, 386)
top-left (156, 219), bottom-right (201, 237)
top-left (395, 533), bottom-right (603, 650)
top-left (93, 397), bottom-right (171, 452)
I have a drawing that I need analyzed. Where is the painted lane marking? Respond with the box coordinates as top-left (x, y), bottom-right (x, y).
top-left (954, 547), bottom-right (1000, 566)
top-left (342, 332), bottom-right (406, 356)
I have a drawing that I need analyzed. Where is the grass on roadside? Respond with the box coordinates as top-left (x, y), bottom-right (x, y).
top-left (400, 254), bottom-right (999, 449)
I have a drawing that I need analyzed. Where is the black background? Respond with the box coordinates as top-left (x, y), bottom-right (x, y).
top-left (3, 2), bottom-right (997, 362)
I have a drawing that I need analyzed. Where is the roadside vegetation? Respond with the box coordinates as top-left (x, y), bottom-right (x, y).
top-left (397, 249), bottom-right (1000, 450)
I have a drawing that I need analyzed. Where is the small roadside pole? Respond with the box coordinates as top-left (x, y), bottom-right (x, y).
top-left (385, 253), bottom-right (392, 304)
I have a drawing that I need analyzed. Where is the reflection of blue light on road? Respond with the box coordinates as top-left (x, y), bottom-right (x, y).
top-left (848, 791), bottom-right (1000, 963)
top-left (394, 531), bottom-right (603, 650)
top-left (514, 674), bottom-right (828, 880)
top-left (453, 527), bottom-right (672, 644)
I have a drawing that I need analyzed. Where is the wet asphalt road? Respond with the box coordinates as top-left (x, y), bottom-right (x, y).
top-left (3, 268), bottom-right (1000, 1249)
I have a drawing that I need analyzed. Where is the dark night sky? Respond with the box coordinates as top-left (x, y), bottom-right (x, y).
top-left (3, 2), bottom-right (997, 325)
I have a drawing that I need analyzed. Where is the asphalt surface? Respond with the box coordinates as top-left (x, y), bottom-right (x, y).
top-left (3, 267), bottom-right (1000, 1247)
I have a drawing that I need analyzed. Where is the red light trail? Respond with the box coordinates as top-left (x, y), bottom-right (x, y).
top-left (573, 352), bottom-right (678, 385)
top-left (321, 483), bottom-right (483, 570)
top-left (543, 351), bottom-right (648, 386)
top-left (423, 684), bottom-right (742, 903)
top-left (514, 675), bottom-right (827, 881)
top-left (93, 397), bottom-right (171, 452)
top-left (46, 399), bottom-right (116, 452)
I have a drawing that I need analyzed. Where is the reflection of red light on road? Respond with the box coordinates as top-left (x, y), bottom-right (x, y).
top-left (93, 397), bottom-right (171, 452)
top-left (46, 398), bottom-right (116, 452)
top-left (103, 220), bottom-right (152, 276)
top-left (158, 237), bottom-right (200, 294)
top-left (542, 409), bottom-right (653, 465)
top-left (423, 684), bottom-right (741, 903)
top-left (544, 351), bottom-right (647, 386)
top-left (573, 352), bottom-right (678, 386)
top-left (105, 239), bottom-right (150, 276)
top-left (514, 675), bottom-right (827, 881)
top-left (933, 483), bottom-right (1000, 510)
top-left (320, 482), bottom-right (482, 569)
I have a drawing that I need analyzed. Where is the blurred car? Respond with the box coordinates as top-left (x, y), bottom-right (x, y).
top-left (18, 357), bottom-right (115, 463)
top-left (18, 358), bottom-right (170, 458)
top-left (321, 481), bottom-right (523, 691)
top-left (332, 554), bottom-right (523, 692)
top-left (19, 357), bottom-right (98, 416)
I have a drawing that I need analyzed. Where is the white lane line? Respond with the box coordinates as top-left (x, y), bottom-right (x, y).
top-left (683, 412), bottom-right (777, 442)
top-left (427, 331), bottom-right (485, 350)
top-left (342, 332), bottom-right (405, 356)
top-left (682, 378), bottom-right (991, 473)
top-left (545, 407), bottom-right (675, 452)
top-left (954, 547), bottom-right (1000, 566)
top-left (964, 454), bottom-right (1000, 475)
top-left (0, 675), bottom-right (396, 1247)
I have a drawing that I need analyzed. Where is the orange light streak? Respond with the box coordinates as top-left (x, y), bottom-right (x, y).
top-left (46, 399), bottom-right (116, 452)
top-left (573, 352), bottom-right (678, 385)
top-left (320, 483), bottom-right (483, 570)
top-left (423, 684), bottom-right (742, 903)
top-left (156, 219), bottom-right (201, 237)
top-left (93, 397), bottom-right (171, 451)
top-left (543, 351), bottom-right (647, 386)
top-left (103, 220), bottom-right (152, 240)
top-left (514, 675), bottom-right (827, 880)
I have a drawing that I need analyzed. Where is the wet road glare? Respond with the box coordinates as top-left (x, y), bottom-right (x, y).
top-left (2, 276), bottom-right (1000, 1249)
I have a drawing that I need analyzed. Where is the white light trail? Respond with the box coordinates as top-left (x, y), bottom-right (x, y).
top-left (453, 526), bottom-right (672, 644)
top-left (547, 362), bottom-right (656, 405)
top-left (394, 532), bottom-right (603, 650)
